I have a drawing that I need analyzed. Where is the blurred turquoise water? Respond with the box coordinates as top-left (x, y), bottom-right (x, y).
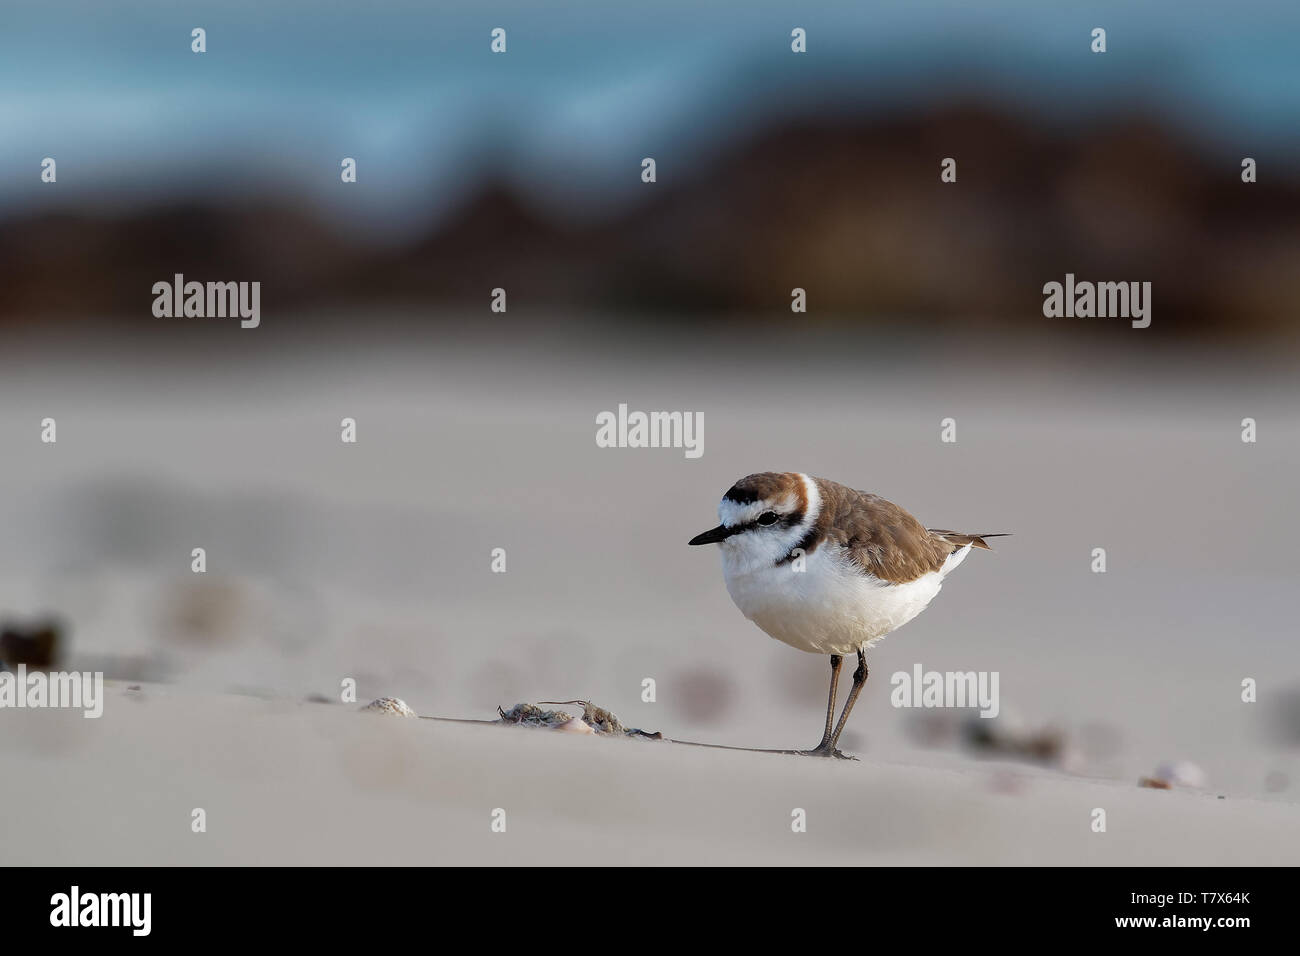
top-left (3, 0), bottom-right (1298, 236)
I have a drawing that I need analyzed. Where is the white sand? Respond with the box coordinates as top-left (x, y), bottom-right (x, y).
top-left (1, 321), bottom-right (1297, 864)
top-left (1, 685), bottom-right (1294, 866)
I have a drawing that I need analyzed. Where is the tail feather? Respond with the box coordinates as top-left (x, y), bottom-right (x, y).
top-left (928, 529), bottom-right (1010, 552)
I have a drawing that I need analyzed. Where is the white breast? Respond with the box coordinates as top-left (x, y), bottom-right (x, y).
top-left (720, 542), bottom-right (967, 656)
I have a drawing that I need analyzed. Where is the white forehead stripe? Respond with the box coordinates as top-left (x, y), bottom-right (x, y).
top-left (718, 498), bottom-right (770, 527)
top-left (717, 477), bottom-right (814, 528)
top-left (797, 473), bottom-right (821, 527)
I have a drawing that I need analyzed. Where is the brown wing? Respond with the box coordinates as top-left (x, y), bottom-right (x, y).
top-left (812, 477), bottom-right (954, 584)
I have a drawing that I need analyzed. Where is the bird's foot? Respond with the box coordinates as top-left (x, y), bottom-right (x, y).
top-left (792, 744), bottom-right (858, 760)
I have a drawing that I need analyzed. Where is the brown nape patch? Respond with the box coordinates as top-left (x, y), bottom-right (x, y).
top-left (724, 471), bottom-right (803, 506)
top-left (809, 477), bottom-right (955, 583)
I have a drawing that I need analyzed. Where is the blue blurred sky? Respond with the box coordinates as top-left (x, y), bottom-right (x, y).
top-left (3, 0), bottom-right (1298, 238)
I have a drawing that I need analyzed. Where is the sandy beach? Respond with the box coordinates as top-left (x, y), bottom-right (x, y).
top-left (1, 321), bottom-right (1297, 866)
top-left (3, 683), bottom-right (1295, 866)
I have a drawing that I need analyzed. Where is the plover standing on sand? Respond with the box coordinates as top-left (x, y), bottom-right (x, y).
top-left (689, 472), bottom-right (1005, 759)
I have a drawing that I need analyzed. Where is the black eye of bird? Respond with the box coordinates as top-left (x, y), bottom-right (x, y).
top-left (757, 511), bottom-right (779, 526)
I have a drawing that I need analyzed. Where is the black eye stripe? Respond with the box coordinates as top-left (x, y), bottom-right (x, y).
top-left (734, 509), bottom-right (804, 533)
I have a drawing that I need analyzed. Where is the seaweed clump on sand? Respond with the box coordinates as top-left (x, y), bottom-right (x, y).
top-left (499, 699), bottom-right (662, 739)
top-left (497, 702), bottom-right (575, 728)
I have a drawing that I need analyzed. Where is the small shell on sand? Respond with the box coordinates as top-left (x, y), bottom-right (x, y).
top-left (1140, 760), bottom-right (1207, 789)
top-left (1154, 760), bottom-right (1207, 788)
top-left (361, 697), bottom-right (416, 717)
top-left (555, 717), bottom-right (596, 735)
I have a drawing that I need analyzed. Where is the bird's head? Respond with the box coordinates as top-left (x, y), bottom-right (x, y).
top-left (689, 471), bottom-right (819, 568)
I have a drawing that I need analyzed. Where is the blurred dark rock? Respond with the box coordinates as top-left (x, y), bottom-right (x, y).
top-left (3, 104), bottom-right (1297, 343)
top-left (0, 619), bottom-right (63, 669)
top-left (962, 713), bottom-right (1065, 765)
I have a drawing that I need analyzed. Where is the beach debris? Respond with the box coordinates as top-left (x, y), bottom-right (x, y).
top-left (902, 707), bottom-right (1090, 771)
top-left (961, 712), bottom-right (1065, 765)
top-left (362, 697), bottom-right (417, 717)
top-left (1139, 760), bottom-right (1207, 790)
top-left (499, 699), bottom-right (663, 739)
top-left (0, 618), bottom-right (63, 669)
top-left (540, 699), bottom-right (663, 739)
top-left (556, 717), bottom-right (596, 735)
top-left (497, 702), bottom-right (574, 728)
top-left (540, 699), bottom-right (626, 734)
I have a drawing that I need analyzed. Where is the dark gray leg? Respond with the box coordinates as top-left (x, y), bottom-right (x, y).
top-left (793, 652), bottom-right (862, 759)
top-left (815, 654), bottom-right (842, 749)
top-left (825, 649), bottom-right (868, 753)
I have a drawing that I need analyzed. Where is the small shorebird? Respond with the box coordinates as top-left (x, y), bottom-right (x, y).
top-left (689, 472), bottom-right (1004, 759)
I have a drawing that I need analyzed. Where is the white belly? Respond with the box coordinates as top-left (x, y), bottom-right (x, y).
top-left (721, 544), bottom-right (959, 656)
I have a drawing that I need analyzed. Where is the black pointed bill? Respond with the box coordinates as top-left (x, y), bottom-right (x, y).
top-left (688, 524), bottom-right (738, 546)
